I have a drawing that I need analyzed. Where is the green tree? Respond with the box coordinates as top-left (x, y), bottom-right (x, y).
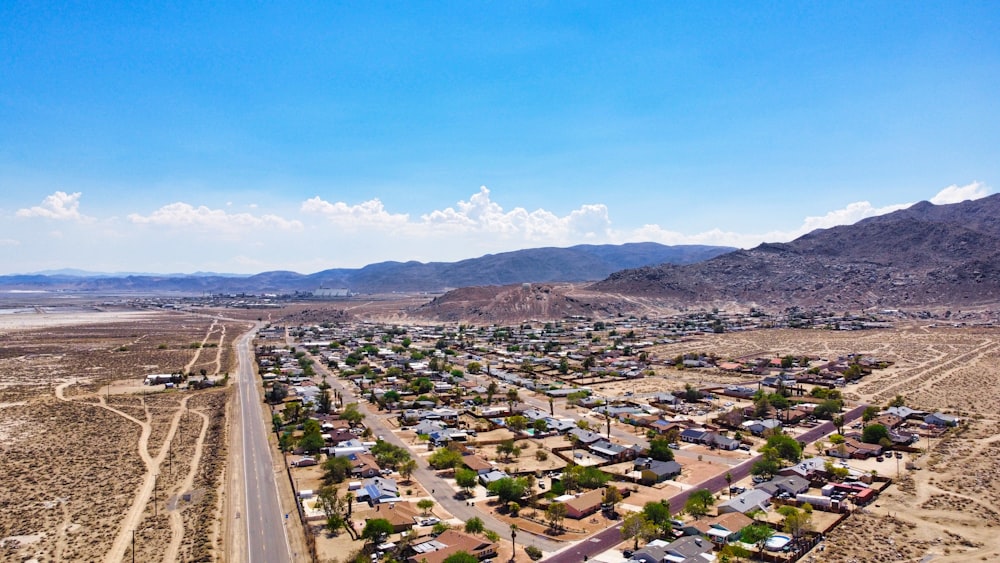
top-left (455, 468), bottom-right (478, 496)
top-left (486, 381), bottom-right (499, 404)
top-left (464, 516), bottom-right (485, 535)
top-left (684, 489), bottom-right (715, 519)
top-left (487, 477), bottom-right (528, 503)
top-left (497, 439), bottom-right (521, 461)
top-left (506, 388), bottom-right (520, 410)
top-left (399, 458), bottom-right (417, 483)
top-left (621, 513), bottom-right (657, 550)
top-left (546, 502), bottom-right (567, 530)
top-left (505, 415), bottom-right (528, 432)
top-left (298, 419), bottom-right (325, 453)
top-left (832, 414), bottom-right (846, 435)
top-left (603, 486), bottom-right (623, 513)
top-left (417, 499), bottom-right (435, 516)
top-left (341, 402), bottom-right (365, 426)
top-left (322, 456), bottom-right (353, 485)
top-left (765, 433), bottom-right (802, 463)
top-left (862, 405), bottom-right (880, 424)
top-left (533, 418), bottom-right (548, 433)
top-left (317, 387), bottom-right (333, 414)
top-left (740, 523), bottom-right (774, 554)
top-left (442, 552), bottom-right (478, 563)
top-left (371, 440), bottom-right (412, 469)
top-left (428, 447), bottom-right (463, 470)
top-left (648, 438), bottom-right (676, 462)
top-left (266, 382), bottom-right (288, 404)
top-left (750, 447), bottom-right (782, 479)
top-left (777, 505), bottom-right (813, 538)
top-left (317, 486), bottom-right (345, 535)
top-left (361, 518), bottom-right (393, 544)
top-left (862, 423), bottom-right (889, 444)
top-left (641, 501), bottom-right (673, 535)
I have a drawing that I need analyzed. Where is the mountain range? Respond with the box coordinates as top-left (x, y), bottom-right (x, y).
top-left (591, 194), bottom-right (1000, 310)
top-left (0, 243), bottom-right (733, 294)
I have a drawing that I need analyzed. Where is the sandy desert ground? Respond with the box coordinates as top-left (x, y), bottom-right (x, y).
top-left (0, 306), bottom-right (248, 563)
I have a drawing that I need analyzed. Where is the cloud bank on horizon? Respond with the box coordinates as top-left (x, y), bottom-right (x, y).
top-left (3, 182), bottom-right (991, 275)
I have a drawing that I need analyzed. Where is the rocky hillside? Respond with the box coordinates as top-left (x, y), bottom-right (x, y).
top-left (592, 194), bottom-right (1000, 310)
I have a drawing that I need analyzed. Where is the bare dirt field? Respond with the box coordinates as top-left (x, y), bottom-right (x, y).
top-left (0, 306), bottom-right (248, 563)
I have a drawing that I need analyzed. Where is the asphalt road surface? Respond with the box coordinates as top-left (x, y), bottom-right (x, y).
top-left (542, 403), bottom-right (869, 563)
top-left (237, 328), bottom-right (292, 563)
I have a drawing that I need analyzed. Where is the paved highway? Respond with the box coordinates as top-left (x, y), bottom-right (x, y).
top-left (236, 327), bottom-right (292, 563)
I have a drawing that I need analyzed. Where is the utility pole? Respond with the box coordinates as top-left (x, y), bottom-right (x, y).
top-left (132, 530), bottom-right (135, 563)
top-left (153, 474), bottom-right (158, 519)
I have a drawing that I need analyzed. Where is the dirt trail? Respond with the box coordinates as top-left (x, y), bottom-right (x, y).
top-left (184, 318), bottom-right (219, 374)
top-left (162, 402), bottom-right (210, 562)
top-left (212, 323), bottom-right (226, 375)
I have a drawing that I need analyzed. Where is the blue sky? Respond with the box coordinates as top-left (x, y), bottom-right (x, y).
top-left (2, 2), bottom-right (998, 275)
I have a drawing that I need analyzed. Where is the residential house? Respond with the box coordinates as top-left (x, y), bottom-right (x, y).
top-left (717, 489), bottom-right (772, 515)
top-left (634, 457), bottom-right (682, 484)
top-left (884, 406), bottom-right (927, 420)
top-left (630, 535), bottom-right (715, 563)
top-left (679, 428), bottom-right (714, 445)
top-left (479, 470), bottom-right (510, 487)
top-left (567, 428), bottom-right (604, 445)
top-left (778, 457), bottom-right (828, 480)
top-left (407, 529), bottom-right (498, 563)
top-left (461, 454), bottom-right (493, 475)
top-left (363, 501), bottom-right (418, 532)
top-left (357, 477), bottom-right (400, 505)
top-left (755, 475), bottom-right (810, 497)
top-left (742, 419), bottom-right (782, 436)
top-left (681, 512), bottom-right (753, 545)
top-left (563, 489), bottom-right (604, 519)
top-left (349, 452), bottom-right (381, 479)
top-left (827, 437), bottom-right (882, 459)
top-left (712, 434), bottom-right (740, 450)
top-left (925, 412), bottom-right (959, 427)
top-left (589, 439), bottom-right (639, 462)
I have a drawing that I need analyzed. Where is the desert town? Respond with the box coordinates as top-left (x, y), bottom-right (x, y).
top-left (1, 298), bottom-right (998, 563)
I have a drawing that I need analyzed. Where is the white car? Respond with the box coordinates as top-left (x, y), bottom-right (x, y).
top-left (420, 517), bottom-right (440, 526)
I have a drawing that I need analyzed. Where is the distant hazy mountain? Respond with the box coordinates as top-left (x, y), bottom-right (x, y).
top-left (592, 194), bottom-right (1000, 310)
top-left (0, 243), bottom-right (733, 294)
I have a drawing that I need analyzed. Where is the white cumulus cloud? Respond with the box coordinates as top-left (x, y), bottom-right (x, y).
top-left (16, 191), bottom-right (90, 221)
top-left (421, 186), bottom-right (612, 241)
top-left (301, 197), bottom-right (409, 230)
top-left (127, 202), bottom-right (303, 233)
top-left (930, 181), bottom-right (990, 204)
